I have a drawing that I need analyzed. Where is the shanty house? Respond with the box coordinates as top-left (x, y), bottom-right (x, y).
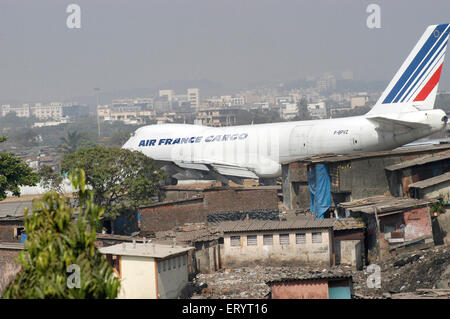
top-left (99, 242), bottom-right (193, 299)
top-left (218, 219), bottom-right (335, 267)
top-left (267, 273), bottom-right (353, 299)
top-left (338, 196), bottom-right (434, 262)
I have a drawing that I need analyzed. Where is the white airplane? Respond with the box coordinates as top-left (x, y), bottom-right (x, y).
top-left (123, 24), bottom-right (449, 184)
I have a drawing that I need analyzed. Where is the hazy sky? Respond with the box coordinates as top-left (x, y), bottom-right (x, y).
top-left (1, 0), bottom-right (450, 102)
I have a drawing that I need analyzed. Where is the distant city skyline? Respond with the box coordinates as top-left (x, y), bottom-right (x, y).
top-left (0, 0), bottom-right (450, 102)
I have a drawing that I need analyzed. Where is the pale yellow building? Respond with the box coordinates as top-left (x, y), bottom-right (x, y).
top-left (1, 104), bottom-right (31, 118)
top-left (31, 103), bottom-right (63, 119)
top-left (159, 89), bottom-right (175, 102)
top-left (100, 242), bottom-right (193, 299)
top-left (218, 219), bottom-right (335, 267)
top-left (195, 107), bottom-right (238, 127)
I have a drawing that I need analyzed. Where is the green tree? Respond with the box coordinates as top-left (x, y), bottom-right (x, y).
top-left (14, 129), bottom-right (40, 147)
top-left (2, 169), bottom-right (120, 299)
top-left (295, 96), bottom-right (311, 121)
top-left (0, 136), bottom-right (39, 201)
top-left (102, 130), bottom-right (132, 148)
top-left (38, 165), bottom-right (64, 193)
top-left (59, 131), bottom-right (95, 154)
top-left (61, 146), bottom-right (165, 232)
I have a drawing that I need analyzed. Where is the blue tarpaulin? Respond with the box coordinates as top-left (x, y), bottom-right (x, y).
top-left (307, 164), bottom-right (332, 219)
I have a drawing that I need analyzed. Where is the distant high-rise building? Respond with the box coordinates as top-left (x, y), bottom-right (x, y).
top-left (187, 88), bottom-right (199, 109)
top-left (31, 102), bottom-right (63, 120)
top-left (1, 104), bottom-right (30, 117)
top-left (316, 73), bottom-right (336, 93)
top-left (159, 90), bottom-right (175, 102)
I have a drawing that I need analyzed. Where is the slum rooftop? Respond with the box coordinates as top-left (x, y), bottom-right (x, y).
top-left (266, 270), bottom-right (353, 286)
top-left (333, 218), bottom-right (366, 231)
top-left (218, 219), bottom-right (335, 233)
top-left (338, 196), bottom-right (436, 214)
top-left (0, 196), bottom-right (78, 220)
top-left (385, 152), bottom-right (450, 171)
top-left (98, 242), bottom-right (193, 258)
top-left (281, 143), bottom-right (450, 165)
top-left (408, 171), bottom-right (450, 189)
top-left (155, 223), bottom-right (222, 243)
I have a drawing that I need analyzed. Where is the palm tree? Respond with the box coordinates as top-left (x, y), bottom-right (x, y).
top-left (59, 131), bottom-right (84, 154)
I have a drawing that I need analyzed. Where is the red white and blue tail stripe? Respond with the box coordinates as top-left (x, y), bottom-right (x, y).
top-left (369, 24), bottom-right (449, 114)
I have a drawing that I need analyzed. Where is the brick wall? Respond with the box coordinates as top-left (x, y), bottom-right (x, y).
top-left (203, 189), bottom-right (278, 213)
top-left (140, 199), bottom-right (205, 236)
top-left (271, 280), bottom-right (329, 299)
top-left (140, 188), bottom-right (279, 234)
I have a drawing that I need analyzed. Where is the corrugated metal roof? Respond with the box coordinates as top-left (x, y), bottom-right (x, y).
top-left (0, 242), bottom-right (25, 250)
top-left (338, 196), bottom-right (433, 214)
top-left (0, 198), bottom-right (79, 219)
top-left (408, 172), bottom-right (450, 189)
top-left (218, 219), bottom-right (335, 233)
top-left (0, 201), bottom-right (33, 219)
top-left (384, 153), bottom-right (450, 171)
top-left (99, 242), bottom-right (194, 258)
top-left (155, 226), bottom-right (222, 243)
top-left (266, 272), bottom-right (352, 286)
top-left (333, 218), bottom-right (366, 231)
top-left (281, 144), bottom-right (450, 165)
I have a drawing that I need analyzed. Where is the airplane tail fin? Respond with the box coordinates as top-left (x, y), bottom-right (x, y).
top-left (368, 24), bottom-right (450, 115)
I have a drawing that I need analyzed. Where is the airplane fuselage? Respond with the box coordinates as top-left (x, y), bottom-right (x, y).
top-left (123, 109), bottom-right (447, 178)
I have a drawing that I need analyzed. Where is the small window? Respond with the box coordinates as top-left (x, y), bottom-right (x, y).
top-left (172, 258), bottom-right (176, 269)
top-left (168, 259), bottom-right (171, 270)
top-left (157, 262), bottom-right (161, 273)
top-left (163, 260), bottom-right (166, 271)
top-left (183, 255), bottom-right (186, 265)
top-left (312, 232), bottom-right (322, 243)
top-left (263, 234), bottom-right (273, 246)
top-left (178, 256), bottom-right (181, 268)
top-left (279, 234), bottom-right (289, 245)
top-left (230, 236), bottom-right (241, 247)
top-left (296, 233), bottom-right (306, 244)
top-left (247, 235), bottom-right (257, 246)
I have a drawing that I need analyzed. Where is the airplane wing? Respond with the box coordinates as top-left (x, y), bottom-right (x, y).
top-left (366, 116), bottom-right (431, 131)
top-left (208, 163), bottom-right (259, 179)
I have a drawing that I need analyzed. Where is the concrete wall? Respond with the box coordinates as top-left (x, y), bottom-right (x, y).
top-left (271, 280), bottom-right (329, 299)
top-left (339, 157), bottom-right (398, 200)
top-left (194, 241), bottom-right (220, 274)
top-left (222, 229), bottom-right (332, 267)
top-left (118, 254), bottom-right (189, 299)
top-left (282, 162), bottom-right (309, 210)
top-left (335, 240), bottom-right (363, 270)
top-left (119, 255), bottom-right (157, 299)
top-left (0, 249), bottom-right (21, 296)
top-left (433, 209), bottom-right (450, 245)
top-left (157, 254), bottom-right (189, 299)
